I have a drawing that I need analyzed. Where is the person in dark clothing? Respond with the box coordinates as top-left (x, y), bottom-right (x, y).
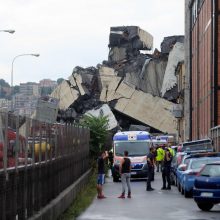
top-left (108, 150), bottom-right (113, 172)
top-left (118, 151), bottom-right (132, 199)
top-left (146, 147), bottom-right (155, 191)
top-left (151, 147), bottom-right (157, 181)
top-left (161, 148), bottom-right (172, 190)
top-left (97, 151), bottom-right (108, 199)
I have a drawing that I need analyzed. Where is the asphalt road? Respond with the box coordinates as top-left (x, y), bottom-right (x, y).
top-left (77, 172), bottom-right (220, 220)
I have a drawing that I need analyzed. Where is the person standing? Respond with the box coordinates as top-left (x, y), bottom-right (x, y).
top-left (97, 151), bottom-right (108, 199)
top-left (161, 147), bottom-right (172, 190)
top-left (118, 151), bottom-right (132, 199)
top-left (146, 147), bottom-right (155, 191)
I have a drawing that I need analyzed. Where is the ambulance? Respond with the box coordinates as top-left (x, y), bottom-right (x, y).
top-left (112, 131), bottom-right (152, 182)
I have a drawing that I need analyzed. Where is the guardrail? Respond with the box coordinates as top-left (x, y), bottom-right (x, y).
top-left (210, 125), bottom-right (220, 152)
top-left (0, 111), bottom-right (90, 220)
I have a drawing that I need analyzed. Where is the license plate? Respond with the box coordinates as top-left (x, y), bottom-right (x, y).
top-left (201, 192), bottom-right (213, 197)
top-left (131, 172), bottom-right (136, 175)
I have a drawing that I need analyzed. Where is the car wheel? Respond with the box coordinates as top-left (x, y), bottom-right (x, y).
top-left (197, 202), bottom-right (214, 211)
top-left (184, 189), bottom-right (191, 198)
top-left (177, 181), bottom-right (181, 192)
top-left (181, 186), bottom-right (184, 195)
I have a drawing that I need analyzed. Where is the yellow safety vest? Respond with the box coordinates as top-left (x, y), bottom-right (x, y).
top-left (156, 148), bottom-right (165, 161)
top-left (168, 147), bottom-right (175, 157)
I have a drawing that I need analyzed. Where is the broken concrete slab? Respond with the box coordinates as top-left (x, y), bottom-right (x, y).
top-left (51, 80), bottom-right (79, 110)
top-left (123, 58), bottom-right (167, 96)
top-left (161, 35), bottom-right (184, 54)
top-left (108, 26), bottom-right (153, 62)
top-left (109, 26), bottom-right (153, 50)
top-left (108, 47), bottom-right (127, 62)
top-left (35, 96), bottom-right (59, 123)
top-left (86, 104), bottom-right (118, 130)
top-left (51, 66), bottom-right (99, 110)
top-left (105, 81), bottom-right (177, 134)
top-left (99, 75), bottom-right (122, 102)
top-left (98, 66), bottom-right (118, 91)
top-left (161, 42), bottom-right (184, 97)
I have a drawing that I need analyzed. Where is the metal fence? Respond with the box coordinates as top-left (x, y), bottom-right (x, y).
top-left (210, 125), bottom-right (220, 152)
top-left (0, 111), bottom-right (90, 220)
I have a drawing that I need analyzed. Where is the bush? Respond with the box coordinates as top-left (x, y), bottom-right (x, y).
top-left (80, 114), bottom-right (109, 158)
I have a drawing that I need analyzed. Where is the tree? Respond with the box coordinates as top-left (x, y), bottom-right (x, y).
top-left (57, 78), bottom-right (64, 85)
top-left (0, 79), bottom-right (10, 87)
top-left (80, 114), bottom-right (109, 158)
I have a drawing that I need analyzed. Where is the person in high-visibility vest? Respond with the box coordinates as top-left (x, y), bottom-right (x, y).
top-left (168, 145), bottom-right (175, 157)
top-left (156, 145), bottom-right (165, 172)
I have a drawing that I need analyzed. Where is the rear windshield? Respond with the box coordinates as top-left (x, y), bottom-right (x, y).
top-left (191, 158), bottom-right (220, 170)
top-left (200, 164), bottom-right (220, 177)
top-left (182, 142), bottom-right (213, 152)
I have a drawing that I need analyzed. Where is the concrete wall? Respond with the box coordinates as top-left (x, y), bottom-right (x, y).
top-left (29, 169), bottom-right (92, 220)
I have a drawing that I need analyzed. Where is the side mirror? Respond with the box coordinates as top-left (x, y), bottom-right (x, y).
top-left (178, 164), bottom-right (187, 171)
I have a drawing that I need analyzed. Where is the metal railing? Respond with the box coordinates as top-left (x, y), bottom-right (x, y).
top-left (210, 125), bottom-right (220, 152)
top-left (0, 111), bottom-right (90, 220)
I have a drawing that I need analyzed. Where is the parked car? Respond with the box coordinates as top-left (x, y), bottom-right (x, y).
top-left (173, 141), bottom-right (214, 186)
top-left (177, 155), bottom-right (220, 198)
top-left (193, 162), bottom-right (220, 211)
top-left (178, 139), bottom-right (213, 153)
top-left (170, 151), bottom-right (190, 185)
top-left (176, 153), bottom-right (220, 189)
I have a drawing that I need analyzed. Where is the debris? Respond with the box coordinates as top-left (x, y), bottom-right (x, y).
top-left (51, 66), bottom-right (99, 110)
top-left (50, 27), bottom-right (184, 135)
top-left (86, 104), bottom-right (118, 130)
top-left (160, 35), bottom-right (184, 54)
top-left (51, 80), bottom-right (79, 110)
top-left (104, 80), bottom-right (177, 134)
top-left (108, 26), bottom-right (153, 62)
top-left (35, 96), bottom-right (59, 123)
top-left (161, 42), bottom-right (184, 97)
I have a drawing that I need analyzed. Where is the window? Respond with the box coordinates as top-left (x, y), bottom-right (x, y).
top-left (200, 164), bottom-right (220, 177)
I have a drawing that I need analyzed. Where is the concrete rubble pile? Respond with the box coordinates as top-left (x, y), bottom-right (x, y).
top-left (51, 26), bottom-right (184, 135)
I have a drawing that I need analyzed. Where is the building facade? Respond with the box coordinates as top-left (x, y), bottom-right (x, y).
top-left (185, 0), bottom-right (220, 140)
top-left (39, 79), bottom-right (57, 88)
top-left (20, 82), bottom-right (40, 96)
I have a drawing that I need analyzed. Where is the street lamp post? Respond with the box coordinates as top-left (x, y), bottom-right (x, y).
top-left (0, 29), bottom-right (15, 34)
top-left (11, 53), bottom-right (40, 111)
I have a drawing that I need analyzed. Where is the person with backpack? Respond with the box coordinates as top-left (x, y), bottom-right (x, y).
top-left (161, 147), bottom-right (172, 190)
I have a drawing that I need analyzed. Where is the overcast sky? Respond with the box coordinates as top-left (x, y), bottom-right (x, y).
top-left (0, 0), bottom-right (184, 86)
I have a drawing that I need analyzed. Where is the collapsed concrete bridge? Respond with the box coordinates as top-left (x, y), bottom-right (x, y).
top-left (51, 26), bottom-right (184, 135)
